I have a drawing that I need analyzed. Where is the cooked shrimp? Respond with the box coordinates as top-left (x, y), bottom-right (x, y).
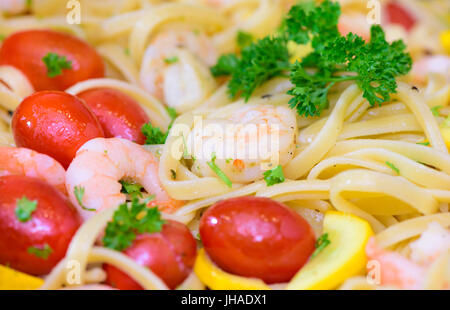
top-left (338, 14), bottom-right (371, 41)
top-left (0, 0), bottom-right (27, 15)
top-left (140, 28), bottom-right (217, 113)
top-left (366, 222), bottom-right (450, 289)
top-left (65, 138), bottom-right (183, 221)
top-left (0, 147), bottom-right (66, 193)
top-left (188, 103), bottom-right (297, 183)
top-left (410, 55), bottom-right (450, 85)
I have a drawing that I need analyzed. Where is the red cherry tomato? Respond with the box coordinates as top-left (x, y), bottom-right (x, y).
top-left (0, 30), bottom-right (104, 91)
top-left (104, 220), bottom-right (197, 290)
top-left (0, 175), bottom-right (81, 276)
top-left (77, 88), bottom-right (150, 144)
top-left (385, 2), bottom-right (416, 31)
top-left (199, 196), bottom-right (316, 284)
top-left (12, 91), bottom-right (105, 168)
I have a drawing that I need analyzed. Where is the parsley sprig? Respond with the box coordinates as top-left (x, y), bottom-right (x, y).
top-left (211, 0), bottom-right (412, 117)
top-left (42, 52), bottom-right (73, 78)
top-left (103, 198), bottom-right (165, 251)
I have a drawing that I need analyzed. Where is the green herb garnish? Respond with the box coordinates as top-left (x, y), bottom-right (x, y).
top-left (211, 0), bottom-right (412, 117)
top-left (416, 141), bottom-right (430, 146)
top-left (103, 198), bottom-right (165, 251)
top-left (142, 123), bottom-right (168, 145)
top-left (15, 197), bottom-right (37, 222)
top-left (236, 30), bottom-right (253, 48)
top-left (42, 52), bottom-right (73, 78)
top-left (207, 153), bottom-right (233, 188)
top-left (164, 56), bottom-right (179, 64)
top-left (120, 180), bottom-right (144, 200)
top-left (27, 244), bottom-right (53, 260)
top-left (431, 105), bottom-right (442, 117)
top-left (263, 165), bottom-right (285, 186)
top-left (311, 233), bottom-right (331, 258)
top-left (74, 186), bottom-right (96, 211)
top-left (166, 107), bottom-right (178, 121)
top-left (386, 161), bottom-right (400, 174)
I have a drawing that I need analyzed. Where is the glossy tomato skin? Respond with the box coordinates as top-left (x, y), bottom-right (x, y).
top-left (200, 196), bottom-right (316, 284)
top-left (385, 2), bottom-right (416, 31)
top-left (104, 220), bottom-right (197, 290)
top-left (0, 30), bottom-right (104, 91)
top-left (77, 88), bottom-right (150, 144)
top-left (12, 91), bottom-right (105, 168)
top-left (0, 175), bottom-right (82, 276)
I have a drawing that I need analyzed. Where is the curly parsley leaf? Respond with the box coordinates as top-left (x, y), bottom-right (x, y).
top-left (142, 123), bottom-right (168, 145)
top-left (120, 180), bottom-right (144, 200)
top-left (263, 165), bottom-right (285, 186)
top-left (211, 54), bottom-right (240, 77)
top-left (15, 196), bottom-right (37, 222)
top-left (27, 244), bottom-right (53, 260)
top-left (103, 198), bottom-right (165, 251)
top-left (289, 24), bottom-right (411, 116)
top-left (211, 36), bottom-right (290, 101)
top-left (42, 52), bottom-right (72, 78)
top-left (311, 233), bottom-right (331, 258)
top-left (211, 0), bottom-right (412, 117)
top-left (282, 0), bottom-right (341, 49)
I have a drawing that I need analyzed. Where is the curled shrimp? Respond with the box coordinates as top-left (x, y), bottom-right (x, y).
top-left (0, 0), bottom-right (27, 15)
top-left (0, 146), bottom-right (66, 193)
top-left (366, 222), bottom-right (450, 289)
top-left (188, 103), bottom-right (297, 183)
top-left (140, 28), bottom-right (217, 113)
top-left (65, 138), bottom-right (183, 221)
top-left (410, 55), bottom-right (450, 85)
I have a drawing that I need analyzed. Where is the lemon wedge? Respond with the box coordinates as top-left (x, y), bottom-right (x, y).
top-left (194, 248), bottom-right (271, 290)
top-left (0, 265), bottom-right (43, 290)
top-left (286, 211), bottom-right (373, 290)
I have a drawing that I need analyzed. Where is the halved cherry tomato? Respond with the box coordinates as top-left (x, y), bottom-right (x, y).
top-left (77, 88), bottom-right (150, 144)
top-left (385, 2), bottom-right (416, 31)
top-left (0, 30), bottom-right (104, 91)
top-left (12, 91), bottom-right (105, 168)
top-left (0, 175), bottom-right (81, 276)
top-left (104, 220), bottom-right (197, 290)
top-left (199, 196), bottom-right (316, 284)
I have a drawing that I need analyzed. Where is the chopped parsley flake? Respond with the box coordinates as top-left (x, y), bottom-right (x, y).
top-left (27, 244), bottom-right (53, 260)
top-left (385, 161), bottom-right (400, 174)
top-left (42, 52), bottom-right (73, 78)
top-left (311, 233), bottom-right (330, 258)
top-left (15, 197), bottom-right (37, 222)
top-left (263, 165), bottom-right (285, 186)
top-left (207, 153), bottom-right (233, 188)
